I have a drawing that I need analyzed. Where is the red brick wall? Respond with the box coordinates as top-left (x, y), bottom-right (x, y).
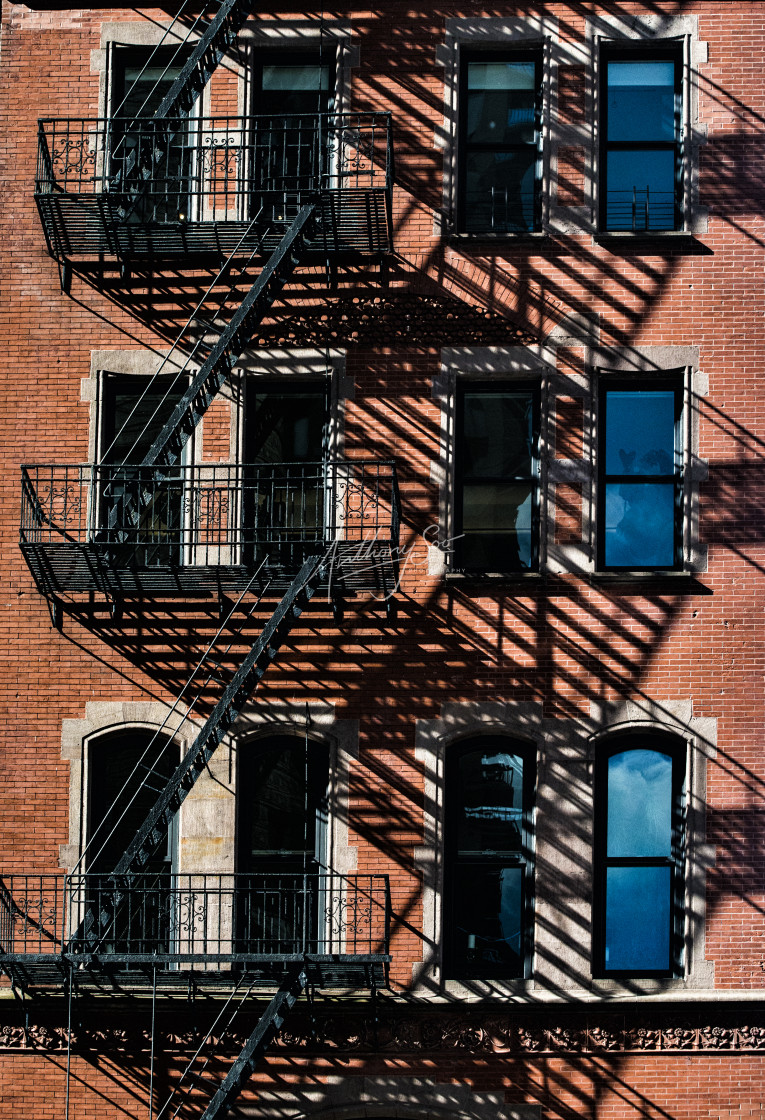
top-left (1, 0), bottom-right (765, 1115)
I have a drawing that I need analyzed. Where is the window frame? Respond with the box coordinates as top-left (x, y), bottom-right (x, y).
top-left (442, 735), bottom-right (536, 981)
top-left (453, 380), bottom-right (541, 574)
top-left (592, 735), bottom-right (686, 979)
top-left (598, 43), bottom-right (684, 233)
top-left (596, 374), bottom-right (684, 572)
top-left (457, 48), bottom-right (543, 235)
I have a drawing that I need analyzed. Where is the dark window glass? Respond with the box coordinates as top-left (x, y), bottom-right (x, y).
top-left (88, 730), bottom-right (178, 876)
top-left (237, 737), bottom-right (329, 955)
top-left (100, 373), bottom-right (188, 567)
top-left (112, 47), bottom-right (189, 119)
top-left (243, 381), bottom-right (328, 567)
top-left (102, 373), bottom-right (188, 465)
top-left (110, 47), bottom-right (195, 223)
top-left (459, 54), bottom-right (541, 233)
top-left (602, 53), bottom-right (682, 231)
top-left (237, 736), bottom-right (328, 874)
top-left (594, 741), bottom-right (684, 976)
top-left (456, 385), bottom-right (539, 572)
top-left (251, 53), bottom-right (333, 215)
top-left (86, 730), bottom-right (178, 955)
top-left (444, 738), bottom-right (533, 978)
top-left (599, 381), bottom-right (682, 570)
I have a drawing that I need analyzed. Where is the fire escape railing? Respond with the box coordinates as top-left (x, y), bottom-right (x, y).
top-left (21, 460), bottom-right (399, 567)
top-left (0, 873), bottom-right (390, 973)
top-left (38, 113), bottom-right (392, 203)
top-left (35, 112), bottom-right (394, 259)
top-left (16, 6), bottom-right (398, 1113)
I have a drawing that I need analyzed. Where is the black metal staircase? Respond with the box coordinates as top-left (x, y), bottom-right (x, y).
top-left (117, 552), bottom-right (325, 877)
top-left (199, 967), bottom-right (306, 1120)
top-left (144, 203), bottom-right (315, 471)
top-left (12, 6), bottom-right (395, 1115)
top-left (74, 551), bottom-right (326, 957)
top-left (114, 0), bottom-right (256, 213)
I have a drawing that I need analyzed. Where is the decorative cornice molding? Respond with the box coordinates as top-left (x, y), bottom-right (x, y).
top-left (3, 1009), bottom-right (765, 1055)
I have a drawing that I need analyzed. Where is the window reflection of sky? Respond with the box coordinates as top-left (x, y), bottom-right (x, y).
top-left (604, 390), bottom-right (677, 567)
top-left (607, 60), bottom-right (676, 143)
top-left (605, 391), bottom-right (676, 475)
top-left (605, 482), bottom-right (675, 567)
top-left (607, 749), bottom-right (672, 857)
top-left (605, 866), bottom-right (671, 970)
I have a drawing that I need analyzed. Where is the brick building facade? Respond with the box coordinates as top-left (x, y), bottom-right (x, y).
top-left (0, 1), bottom-right (764, 1117)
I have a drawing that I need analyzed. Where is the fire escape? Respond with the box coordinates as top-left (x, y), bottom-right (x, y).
top-left (4, 3), bottom-right (397, 1114)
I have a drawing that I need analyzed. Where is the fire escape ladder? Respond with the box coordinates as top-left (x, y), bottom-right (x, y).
top-left (115, 0), bottom-right (254, 212)
top-left (143, 203), bottom-right (316, 471)
top-left (197, 967), bottom-right (306, 1120)
top-left (154, 0), bottom-right (253, 121)
top-left (70, 552), bottom-right (327, 953)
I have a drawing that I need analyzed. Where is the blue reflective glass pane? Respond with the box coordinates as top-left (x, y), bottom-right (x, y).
top-left (457, 748), bottom-right (524, 854)
top-left (607, 61), bottom-right (677, 142)
top-left (604, 481), bottom-right (675, 567)
top-left (465, 150), bottom-right (537, 232)
top-left (605, 391), bottom-right (677, 475)
top-left (453, 864), bottom-right (523, 972)
top-left (467, 62), bottom-right (537, 144)
top-left (607, 749), bottom-right (673, 857)
top-left (606, 150), bottom-right (676, 230)
top-left (463, 392), bottom-right (534, 477)
top-left (605, 866), bottom-right (671, 971)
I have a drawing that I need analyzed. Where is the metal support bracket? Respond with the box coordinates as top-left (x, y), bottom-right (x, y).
top-left (47, 595), bottom-right (63, 631)
top-left (60, 259), bottom-right (72, 295)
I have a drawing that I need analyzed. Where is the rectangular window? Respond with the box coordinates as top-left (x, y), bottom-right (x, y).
top-left (598, 379), bottom-right (683, 570)
top-left (251, 52), bottom-right (334, 218)
top-left (600, 48), bottom-right (682, 231)
top-left (455, 384), bottom-right (540, 572)
top-left (243, 380), bottom-right (329, 568)
top-left (99, 373), bottom-right (189, 567)
top-left (109, 45), bottom-right (196, 223)
top-left (444, 738), bottom-right (534, 979)
top-left (594, 740), bottom-right (685, 977)
top-left (459, 52), bottom-right (541, 233)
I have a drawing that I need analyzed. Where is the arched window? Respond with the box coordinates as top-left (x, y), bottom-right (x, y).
top-left (236, 735), bottom-right (329, 954)
top-left (88, 729), bottom-right (178, 876)
top-left (85, 729), bottom-right (179, 955)
top-left (443, 736), bottom-right (534, 979)
top-left (594, 737), bottom-right (685, 976)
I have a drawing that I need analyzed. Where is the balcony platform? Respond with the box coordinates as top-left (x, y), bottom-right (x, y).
top-left (20, 460), bottom-right (401, 601)
top-left (35, 113), bottom-right (393, 263)
top-left (0, 874), bottom-right (391, 995)
top-left (36, 191), bottom-right (392, 261)
top-left (1, 954), bottom-right (389, 996)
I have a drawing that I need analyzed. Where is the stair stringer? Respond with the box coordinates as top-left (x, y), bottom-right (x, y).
top-left (105, 203), bottom-right (316, 544)
top-left (200, 967), bottom-right (306, 1120)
